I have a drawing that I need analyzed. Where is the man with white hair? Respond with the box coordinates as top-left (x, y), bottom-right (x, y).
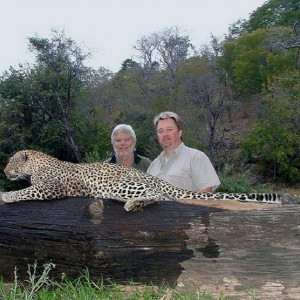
top-left (106, 124), bottom-right (151, 172)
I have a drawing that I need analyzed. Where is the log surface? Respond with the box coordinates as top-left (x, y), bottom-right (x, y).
top-left (177, 203), bottom-right (300, 299)
top-left (0, 197), bottom-right (219, 285)
top-left (1, 197), bottom-right (300, 299)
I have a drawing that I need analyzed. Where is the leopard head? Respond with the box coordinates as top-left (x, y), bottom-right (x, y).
top-left (4, 150), bottom-right (39, 181)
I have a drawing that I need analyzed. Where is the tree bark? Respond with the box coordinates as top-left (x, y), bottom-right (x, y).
top-left (0, 197), bottom-right (219, 285)
top-left (0, 197), bottom-right (300, 299)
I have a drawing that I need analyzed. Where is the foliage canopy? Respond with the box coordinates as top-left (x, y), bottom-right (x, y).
top-left (0, 0), bottom-right (300, 189)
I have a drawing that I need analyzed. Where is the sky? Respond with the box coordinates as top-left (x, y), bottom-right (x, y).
top-left (0, 0), bottom-right (267, 74)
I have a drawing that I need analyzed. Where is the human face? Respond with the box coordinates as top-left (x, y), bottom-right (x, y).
top-left (156, 118), bottom-right (182, 152)
top-left (113, 132), bottom-right (135, 157)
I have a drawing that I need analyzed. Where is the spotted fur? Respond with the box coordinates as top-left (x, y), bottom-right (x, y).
top-left (1, 150), bottom-right (282, 211)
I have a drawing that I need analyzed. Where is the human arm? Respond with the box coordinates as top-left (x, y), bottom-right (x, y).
top-left (201, 187), bottom-right (213, 193)
top-left (190, 151), bottom-right (220, 192)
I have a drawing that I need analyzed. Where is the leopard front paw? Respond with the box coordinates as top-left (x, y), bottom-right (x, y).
top-left (124, 199), bottom-right (144, 212)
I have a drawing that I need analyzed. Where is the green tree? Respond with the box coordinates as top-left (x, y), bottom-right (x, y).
top-left (0, 29), bottom-right (113, 166)
top-left (244, 0), bottom-right (300, 32)
top-left (229, 0), bottom-right (300, 36)
top-left (241, 72), bottom-right (300, 182)
top-left (220, 28), bottom-right (296, 94)
top-left (0, 67), bottom-right (50, 189)
top-left (27, 29), bottom-right (92, 162)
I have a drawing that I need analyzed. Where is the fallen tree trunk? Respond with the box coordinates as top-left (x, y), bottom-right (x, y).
top-left (1, 197), bottom-right (300, 299)
top-left (0, 197), bottom-right (220, 285)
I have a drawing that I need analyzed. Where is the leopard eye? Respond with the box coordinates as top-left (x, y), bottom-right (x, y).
top-left (23, 151), bottom-right (28, 161)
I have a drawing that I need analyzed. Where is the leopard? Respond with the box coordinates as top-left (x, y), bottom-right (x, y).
top-left (0, 149), bottom-right (293, 212)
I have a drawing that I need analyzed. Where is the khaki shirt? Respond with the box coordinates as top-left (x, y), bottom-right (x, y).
top-left (147, 143), bottom-right (220, 191)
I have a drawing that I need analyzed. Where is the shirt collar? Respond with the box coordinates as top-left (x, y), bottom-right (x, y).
top-left (109, 151), bottom-right (141, 165)
top-left (158, 142), bottom-right (185, 162)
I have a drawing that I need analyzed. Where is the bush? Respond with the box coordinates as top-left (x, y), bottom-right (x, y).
top-left (240, 73), bottom-right (300, 183)
top-left (219, 164), bottom-right (273, 193)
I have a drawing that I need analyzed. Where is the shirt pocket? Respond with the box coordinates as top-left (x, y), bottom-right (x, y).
top-left (167, 168), bottom-right (193, 190)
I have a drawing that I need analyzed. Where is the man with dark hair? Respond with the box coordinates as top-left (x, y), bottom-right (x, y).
top-left (147, 111), bottom-right (220, 192)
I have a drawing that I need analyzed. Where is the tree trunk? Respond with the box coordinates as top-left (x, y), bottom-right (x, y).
top-left (0, 198), bottom-right (219, 285)
top-left (0, 197), bottom-right (300, 298)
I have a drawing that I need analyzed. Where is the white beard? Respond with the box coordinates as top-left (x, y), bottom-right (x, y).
top-left (114, 145), bottom-right (135, 157)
